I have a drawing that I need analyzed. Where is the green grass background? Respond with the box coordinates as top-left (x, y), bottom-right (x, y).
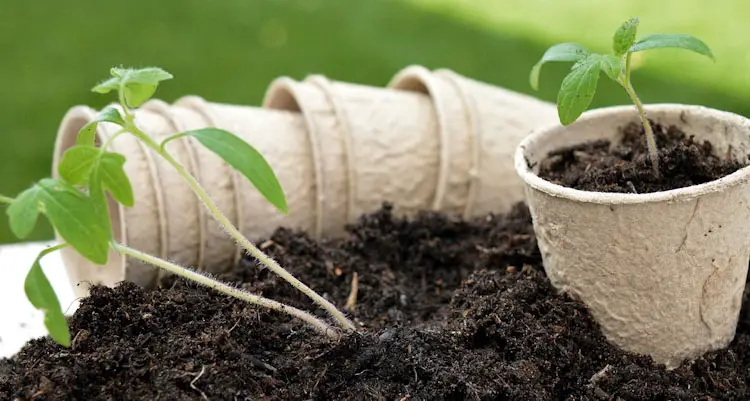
top-left (1, 0), bottom-right (747, 243)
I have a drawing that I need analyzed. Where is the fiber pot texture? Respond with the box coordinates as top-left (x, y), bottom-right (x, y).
top-left (386, 65), bottom-right (558, 219)
top-left (263, 74), bottom-right (442, 239)
top-left (514, 103), bottom-right (750, 368)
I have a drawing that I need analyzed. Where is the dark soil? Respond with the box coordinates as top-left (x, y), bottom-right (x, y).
top-left (537, 120), bottom-right (747, 193)
top-left (3, 203), bottom-right (750, 400)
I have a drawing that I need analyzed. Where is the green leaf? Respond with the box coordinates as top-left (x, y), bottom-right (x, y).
top-left (92, 67), bottom-right (173, 107)
top-left (630, 33), bottom-right (714, 60)
top-left (88, 168), bottom-right (113, 239)
top-left (115, 67), bottom-right (174, 108)
top-left (530, 43), bottom-right (590, 90)
top-left (123, 83), bottom-right (158, 108)
top-left (121, 67), bottom-right (174, 85)
top-left (57, 145), bottom-right (101, 186)
top-left (557, 57), bottom-right (601, 125)
top-left (78, 107), bottom-right (125, 146)
top-left (92, 76), bottom-right (120, 94)
top-left (613, 17), bottom-right (639, 56)
top-left (182, 128), bottom-right (288, 214)
top-left (99, 152), bottom-right (134, 207)
top-left (594, 54), bottom-right (622, 81)
top-left (25, 247), bottom-right (70, 347)
top-left (7, 186), bottom-right (41, 239)
top-left (36, 178), bottom-right (110, 265)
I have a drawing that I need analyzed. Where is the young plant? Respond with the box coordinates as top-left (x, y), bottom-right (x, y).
top-left (2, 66), bottom-right (355, 346)
top-left (530, 17), bottom-right (714, 175)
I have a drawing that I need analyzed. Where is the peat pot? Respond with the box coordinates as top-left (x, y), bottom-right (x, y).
top-left (514, 104), bottom-right (750, 368)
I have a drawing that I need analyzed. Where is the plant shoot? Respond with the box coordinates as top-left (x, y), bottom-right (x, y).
top-left (530, 17), bottom-right (714, 175)
top-left (2, 66), bottom-right (355, 346)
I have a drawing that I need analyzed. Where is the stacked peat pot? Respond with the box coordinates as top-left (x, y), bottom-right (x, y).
top-left (52, 64), bottom-right (558, 295)
top-left (52, 64), bottom-right (750, 372)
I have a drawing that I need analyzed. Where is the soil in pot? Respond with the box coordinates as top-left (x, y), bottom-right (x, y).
top-left (536, 120), bottom-right (747, 193)
top-left (2, 203), bottom-right (750, 400)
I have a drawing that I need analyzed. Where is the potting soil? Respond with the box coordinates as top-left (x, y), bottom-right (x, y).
top-left (536, 120), bottom-right (746, 194)
top-left (2, 203), bottom-right (750, 400)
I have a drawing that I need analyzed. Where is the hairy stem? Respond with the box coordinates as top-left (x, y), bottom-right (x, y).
top-left (37, 243), bottom-right (70, 263)
top-left (124, 123), bottom-right (356, 332)
top-left (112, 242), bottom-right (340, 338)
top-left (620, 53), bottom-right (659, 176)
top-left (623, 84), bottom-right (659, 175)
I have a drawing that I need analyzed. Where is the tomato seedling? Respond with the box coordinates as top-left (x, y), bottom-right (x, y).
top-left (2, 67), bottom-right (354, 346)
top-left (530, 17), bottom-right (714, 175)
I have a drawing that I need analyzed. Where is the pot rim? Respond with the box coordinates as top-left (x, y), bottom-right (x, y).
top-left (514, 103), bottom-right (750, 205)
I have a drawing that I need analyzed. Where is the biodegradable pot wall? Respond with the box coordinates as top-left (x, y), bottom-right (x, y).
top-left (429, 68), bottom-right (559, 217)
top-left (514, 104), bottom-right (750, 368)
top-left (264, 74), bottom-right (442, 237)
top-left (386, 66), bottom-right (559, 219)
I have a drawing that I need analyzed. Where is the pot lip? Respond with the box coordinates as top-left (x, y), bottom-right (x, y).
top-left (514, 103), bottom-right (750, 205)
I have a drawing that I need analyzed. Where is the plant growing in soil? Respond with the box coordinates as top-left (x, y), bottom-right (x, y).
top-left (530, 17), bottom-right (714, 175)
top-left (0, 67), bottom-right (355, 347)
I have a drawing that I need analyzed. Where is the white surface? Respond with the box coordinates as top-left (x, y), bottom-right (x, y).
top-left (0, 241), bottom-right (78, 358)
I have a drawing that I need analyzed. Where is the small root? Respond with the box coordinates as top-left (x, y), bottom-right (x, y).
top-left (190, 365), bottom-right (209, 400)
top-left (345, 272), bottom-right (359, 312)
top-left (588, 364), bottom-right (613, 400)
top-left (626, 181), bottom-right (638, 194)
top-left (247, 355), bottom-right (277, 373)
top-left (225, 317), bottom-right (241, 334)
top-left (589, 364), bottom-right (612, 385)
top-left (312, 365), bottom-right (328, 394)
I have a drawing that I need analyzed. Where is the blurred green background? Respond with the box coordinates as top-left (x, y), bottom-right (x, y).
top-left (1, 0), bottom-right (747, 243)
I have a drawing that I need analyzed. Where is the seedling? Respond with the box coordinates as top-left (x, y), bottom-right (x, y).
top-left (530, 17), bottom-right (714, 175)
top-left (1, 66), bottom-right (356, 346)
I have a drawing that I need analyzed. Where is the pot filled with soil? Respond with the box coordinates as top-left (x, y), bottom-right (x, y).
top-left (514, 103), bottom-right (750, 368)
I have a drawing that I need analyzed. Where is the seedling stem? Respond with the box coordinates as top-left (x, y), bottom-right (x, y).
top-left (126, 121), bottom-right (356, 332)
top-left (618, 53), bottom-right (659, 174)
top-left (530, 17), bottom-right (714, 176)
top-left (113, 242), bottom-right (339, 338)
top-left (3, 66), bottom-right (357, 347)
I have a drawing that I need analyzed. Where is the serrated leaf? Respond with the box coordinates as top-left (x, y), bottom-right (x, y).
top-left (557, 57), bottom-right (601, 125)
top-left (78, 107), bottom-right (125, 146)
top-left (92, 77), bottom-right (121, 94)
top-left (530, 43), bottom-right (590, 90)
top-left (57, 145), bottom-right (101, 186)
top-left (36, 178), bottom-right (110, 265)
top-left (595, 54), bottom-right (622, 81)
top-left (99, 152), bottom-right (134, 207)
top-left (7, 186), bottom-right (41, 238)
top-left (25, 248), bottom-right (70, 347)
top-left (182, 128), bottom-right (288, 214)
top-left (613, 17), bottom-right (639, 56)
top-left (630, 33), bottom-right (714, 60)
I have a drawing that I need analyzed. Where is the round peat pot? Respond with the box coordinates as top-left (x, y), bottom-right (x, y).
top-left (386, 65), bottom-right (558, 220)
top-left (514, 104), bottom-right (750, 368)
